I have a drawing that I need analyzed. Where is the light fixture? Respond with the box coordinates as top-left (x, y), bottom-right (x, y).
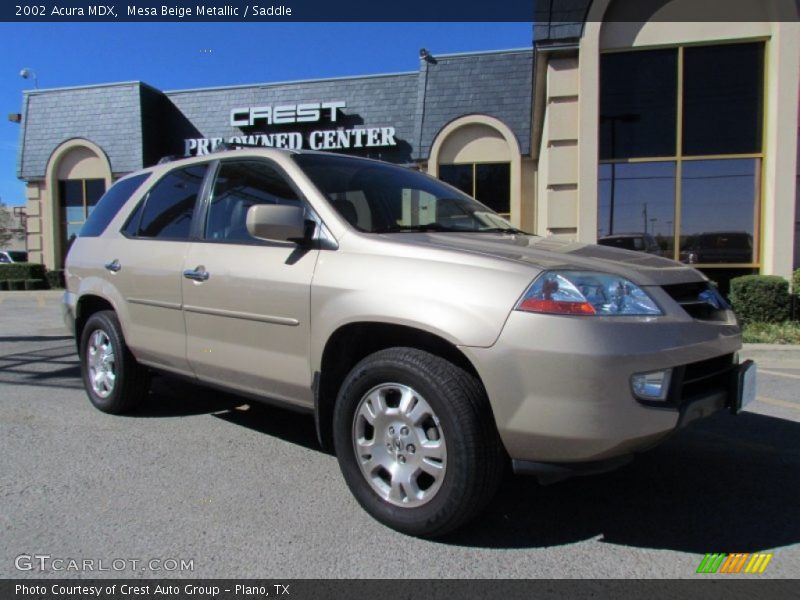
top-left (20, 68), bottom-right (38, 88)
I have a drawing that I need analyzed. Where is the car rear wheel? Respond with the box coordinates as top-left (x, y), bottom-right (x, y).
top-left (333, 347), bottom-right (504, 537)
top-left (80, 310), bottom-right (149, 414)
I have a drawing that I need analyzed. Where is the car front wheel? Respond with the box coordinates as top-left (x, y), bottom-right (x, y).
top-left (333, 347), bottom-right (504, 537)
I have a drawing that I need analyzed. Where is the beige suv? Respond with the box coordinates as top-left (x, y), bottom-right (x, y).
top-left (64, 149), bottom-right (755, 537)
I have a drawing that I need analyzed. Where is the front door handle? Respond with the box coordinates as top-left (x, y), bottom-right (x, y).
top-left (104, 259), bottom-right (121, 273)
top-left (183, 267), bottom-right (209, 282)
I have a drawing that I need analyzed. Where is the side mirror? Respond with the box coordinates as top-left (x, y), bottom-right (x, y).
top-left (246, 204), bottom-right (307, 243)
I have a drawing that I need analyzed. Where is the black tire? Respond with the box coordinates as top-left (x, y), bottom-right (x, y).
top-left (333, 347), bottom-right (504, 538)
top-left (79, 310), bottom-right (149, 414)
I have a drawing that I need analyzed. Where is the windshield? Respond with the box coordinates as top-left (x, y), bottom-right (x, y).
top-left (293, 153), bottom-right (522, 234)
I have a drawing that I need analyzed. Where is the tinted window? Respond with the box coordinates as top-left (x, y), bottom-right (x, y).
top-left (598, 161), bottom-right (676, 258)
top-left (679, 159), bottom-right (757, 264)
top-left (205, 161), bottom-right (300, 242)
top-left (80, 174), bottom-right (149, 237)
top-left (439, 164), bottom-right (472, 195)
top-left (600, 49), bottom-right (677, 159)
top-left (475, 163), bottom-right (510, 214)
top-left (135, 165), bottom-right (207, 239)
top-left (683, 43), bottom-right (763, 156)
top-left (59, 180), bottom-right (85, 222)
top-left (440, 163), bottom-right (511, 214)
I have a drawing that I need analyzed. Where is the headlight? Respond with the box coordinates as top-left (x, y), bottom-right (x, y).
top-left (515, 271), bottom-right (662, 316)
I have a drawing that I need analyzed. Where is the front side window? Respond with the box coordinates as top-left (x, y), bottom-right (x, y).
top-left (127, 164), bottom-right (207, 240)
top-left (294, 154), bottom-right (518, 233)
top-left (599, 41), bottom-right (764, 290)
top-left (205, 160), bottom-right (300, 242)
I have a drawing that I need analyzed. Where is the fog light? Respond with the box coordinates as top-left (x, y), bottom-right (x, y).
top-left (631, 369), bottom-right (672, 401)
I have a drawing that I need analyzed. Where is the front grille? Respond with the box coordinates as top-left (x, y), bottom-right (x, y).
top-left (661, 281), bottom-right (727, 321)
top-left (678, 353), bottom-right (736, 403)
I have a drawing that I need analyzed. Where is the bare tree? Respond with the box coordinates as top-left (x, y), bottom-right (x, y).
top-left (0, 202), bottom-right (24, 247)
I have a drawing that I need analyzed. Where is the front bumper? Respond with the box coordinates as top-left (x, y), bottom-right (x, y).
top-left (462, 310), bottom-right (743, 463)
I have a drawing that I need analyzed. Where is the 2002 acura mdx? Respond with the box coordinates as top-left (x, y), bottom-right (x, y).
top-left (64, 149), bottom-right (756, 537)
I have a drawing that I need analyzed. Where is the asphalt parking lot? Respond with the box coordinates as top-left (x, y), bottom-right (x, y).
top-left (1, 291), bottom-right (799, 579)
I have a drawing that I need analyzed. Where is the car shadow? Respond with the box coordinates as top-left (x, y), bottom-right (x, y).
top-left (0, 341), bottom-right (83, 389)
top-left (4, 336), bottom-right (797, 553)
top-left (132, 374), bottom-right (323, 453)
top-left (445, 411), bottom-right (800, 553)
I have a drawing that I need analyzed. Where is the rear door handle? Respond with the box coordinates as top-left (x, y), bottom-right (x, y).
top-left (104, 259), bottom-right (121, 273)
top-left (183, 267), bottom-right (209, 282)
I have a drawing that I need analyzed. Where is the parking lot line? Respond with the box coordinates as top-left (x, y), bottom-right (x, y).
top-left (756, 395), bottom-right (800, 411)
top-left (759, 368), bottom-right (800, 381)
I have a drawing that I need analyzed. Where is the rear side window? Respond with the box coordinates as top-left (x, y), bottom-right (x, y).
top-left (79, 174), bottom-right (150, 237)
top-left (125, 164), bottom-right (207, 240)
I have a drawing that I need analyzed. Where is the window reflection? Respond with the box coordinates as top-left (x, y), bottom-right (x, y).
top-left (59, 178), bottom-right (106, 265)
top-left (682, 44), bottom-right (763, 156)
top-left (598, 162), bottom-right (676, 258)
top-left (679, 159), bottom-right (757, 264)
top-left (600, 49), bottom-right (677, 159)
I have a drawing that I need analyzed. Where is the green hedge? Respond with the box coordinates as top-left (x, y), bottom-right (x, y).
top-left (6, 279), bottom-right (26, 291)
top-left (45, 269), bottom-right (65, 289)
top-left (0, 280), bottom-right (7, 291)
top-left (0, 262), bottom-right (46, 281)
top-left (793, 269), bottom-right (800, 295)
top-left (24, 279), bottom-right (46, 290)
top-left (729, 275), bottom-right (791, 324)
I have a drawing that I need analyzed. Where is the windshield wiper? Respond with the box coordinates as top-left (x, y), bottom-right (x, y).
top-left (372, 224), bottom-right (456, 233)
top-left (477, 227), bottom-right (527, 234)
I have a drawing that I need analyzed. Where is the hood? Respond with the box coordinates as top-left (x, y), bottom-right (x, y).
top-left (379, 233), bottom-right (707, 287)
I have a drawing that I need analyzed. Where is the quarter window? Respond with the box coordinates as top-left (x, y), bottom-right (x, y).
top-left (205, 161), bottom-right (301, 242)
top-left (128, 164), bottom-right (207, 240)
top-left (80, 174), bottom-right (149, 238)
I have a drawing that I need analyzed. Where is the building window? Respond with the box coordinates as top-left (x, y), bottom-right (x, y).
top-left (59, 178), bottom-right (105, 259)
top-left (599, 42), bottom-right (764, 291)
top-left (439, 162), bottom-right (511, 216)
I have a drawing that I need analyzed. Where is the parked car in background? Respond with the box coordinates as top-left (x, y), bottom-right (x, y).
top-left (63, 149), bottom-right (754, 537)
top-left (598, 233), bottom-right (662, 255)
top-left (680, 231), bottom-right (753, 264)
top-left (0, 250), bottom-right (28, 263)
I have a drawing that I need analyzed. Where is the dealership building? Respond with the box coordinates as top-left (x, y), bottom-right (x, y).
top-left (14, 1), bottom-right (800, 291)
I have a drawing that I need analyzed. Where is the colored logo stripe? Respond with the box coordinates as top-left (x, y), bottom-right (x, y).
top-left (697, 553), bottom-right (773, 574)
top-left (697, 554), bottom-right (725, 573)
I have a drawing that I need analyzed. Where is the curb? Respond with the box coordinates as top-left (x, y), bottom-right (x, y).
top-left (0, 290), bottom-right (64, 298)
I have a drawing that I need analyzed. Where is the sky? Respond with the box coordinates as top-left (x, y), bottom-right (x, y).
top-left (0, 22), bottom-right (533, 207)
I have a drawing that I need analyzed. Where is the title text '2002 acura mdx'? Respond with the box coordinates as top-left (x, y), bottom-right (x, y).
top-left (64, 149), bottom-right (755, 537)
